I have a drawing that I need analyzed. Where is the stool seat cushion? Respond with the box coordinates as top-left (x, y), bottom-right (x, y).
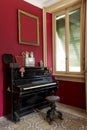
top-left (46, 96), bottom-right (60, 102)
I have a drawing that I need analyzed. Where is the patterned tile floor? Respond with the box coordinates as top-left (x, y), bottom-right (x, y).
top-left (56, 103), bottom-right (87, 119)
top-left (0, 103), bottom-right (87, 130)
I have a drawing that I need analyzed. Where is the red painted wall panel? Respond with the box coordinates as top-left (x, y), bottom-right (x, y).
top-left (0, 0), bottom-right (43, 116)
top-left (47, 13), bottom-right (53, 70)
top-left (56, 80), bottom-right (86, 109)
top-left (20, 14), bottom-right (37, 43)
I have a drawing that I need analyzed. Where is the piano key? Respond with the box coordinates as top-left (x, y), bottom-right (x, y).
top-left (23, 82), bottom-right (57, 90)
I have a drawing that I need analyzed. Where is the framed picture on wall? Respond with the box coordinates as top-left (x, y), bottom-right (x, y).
top-left (18, 9), bottom-right (39, 46)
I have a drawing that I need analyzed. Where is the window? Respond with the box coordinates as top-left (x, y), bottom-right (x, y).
top-left (53, 4), bottom-right (84, 82)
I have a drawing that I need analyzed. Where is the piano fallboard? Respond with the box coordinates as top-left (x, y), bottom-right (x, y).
top-left (14, 81), bottom-right (58, 95)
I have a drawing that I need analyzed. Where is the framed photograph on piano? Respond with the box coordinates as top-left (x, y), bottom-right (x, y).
top-left (18, 9), bottom-right (39, 46)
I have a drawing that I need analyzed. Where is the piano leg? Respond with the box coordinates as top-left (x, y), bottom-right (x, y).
top-left (13, 112), bottom-right (20, 122)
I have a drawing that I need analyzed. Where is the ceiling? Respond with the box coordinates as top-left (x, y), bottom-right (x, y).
top-left (23, 0), bottom-right (61, 8)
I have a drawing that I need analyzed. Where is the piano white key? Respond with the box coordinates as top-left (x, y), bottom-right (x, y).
top-left (23, 82), bottom-right (57, 90)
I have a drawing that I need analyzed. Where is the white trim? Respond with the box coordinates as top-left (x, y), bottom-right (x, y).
top-left (85, 0), bottom-right (87, 112)
top-left (54, 74), bottom-right (85, 82)
top-left (44, 0), bottom-right (81, 13)
top-left (43, 8), bottom-right (47, 66)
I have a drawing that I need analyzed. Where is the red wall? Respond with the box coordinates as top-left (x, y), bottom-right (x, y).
top-left (0, 0), bottom-right (86, 117)
top-left (47, 13), bottom-right (53, 69)
top-left (57, 80), bottom-right (86, 109)
top-left (0, 0), bottom-right (43, 116)
top-left (46, 13), bottom-right (86, 109)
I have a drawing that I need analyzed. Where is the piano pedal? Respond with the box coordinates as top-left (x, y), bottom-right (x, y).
top-left (33, 109), bottom-right (37, 113)
top-left (34, 108), bottom-right (41, 113)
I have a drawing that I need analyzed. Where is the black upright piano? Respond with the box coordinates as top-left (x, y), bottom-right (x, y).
top-left (6, 64), bottom-right (58, 122)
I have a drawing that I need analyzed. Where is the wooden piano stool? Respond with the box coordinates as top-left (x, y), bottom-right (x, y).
top-left (45, 96), bottom-right (63, 123)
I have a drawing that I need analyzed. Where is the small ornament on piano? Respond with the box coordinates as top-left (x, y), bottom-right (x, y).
top-left (19, 67), bottom-right (25, 77)
top-left (38, 60), bottom-right (43, 67)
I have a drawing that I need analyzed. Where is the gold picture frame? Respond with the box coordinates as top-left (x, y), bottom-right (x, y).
top-left (18, 9), bottom-right (39, 46)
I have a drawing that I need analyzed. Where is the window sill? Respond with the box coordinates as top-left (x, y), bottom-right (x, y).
top-left (53, 73), bottom-right (85, 82)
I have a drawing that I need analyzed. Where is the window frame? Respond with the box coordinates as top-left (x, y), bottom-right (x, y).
top-left (52, 3), bottom-right (85, 82)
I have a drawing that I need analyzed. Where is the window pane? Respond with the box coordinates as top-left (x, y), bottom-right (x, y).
top-left (69, 8), bottom-right (80, 72)
top-left (56, 14), bottom-right (66, 71)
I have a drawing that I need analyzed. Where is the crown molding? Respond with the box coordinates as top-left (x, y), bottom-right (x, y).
top-left (44, 0), bottom-right (81, 13)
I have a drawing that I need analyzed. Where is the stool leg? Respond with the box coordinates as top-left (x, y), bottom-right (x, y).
top-left (46, 109), bottom-right (55, 122)
top-left (56, 110), bottom-right (63, 120)
top-left (46, 103), bottom-right (56, 123)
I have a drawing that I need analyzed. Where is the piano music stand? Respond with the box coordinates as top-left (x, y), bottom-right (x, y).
top-left (46, 96), bottom-right (63, 124)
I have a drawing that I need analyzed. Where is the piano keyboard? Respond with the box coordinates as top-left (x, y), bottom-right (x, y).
top-left (23, 82), bottom-right (57, 90)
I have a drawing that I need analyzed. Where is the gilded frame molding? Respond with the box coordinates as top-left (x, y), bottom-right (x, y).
top-left (18, 9), bottom-right (39, 46)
